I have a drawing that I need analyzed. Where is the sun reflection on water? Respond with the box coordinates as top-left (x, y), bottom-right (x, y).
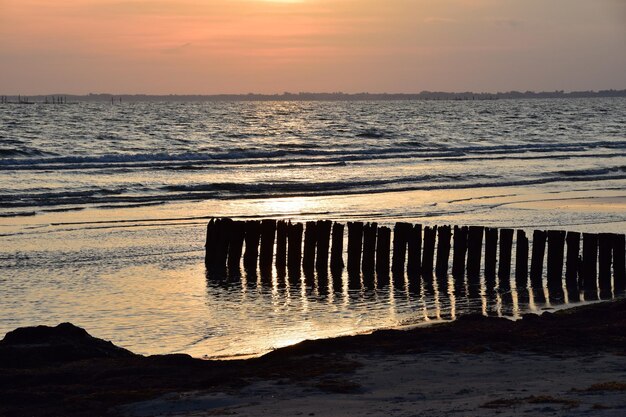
top-left (257, 196), bottom-right (323, 220)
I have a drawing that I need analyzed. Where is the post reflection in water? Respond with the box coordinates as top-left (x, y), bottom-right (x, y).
top-left (203, 219), bottom-right (624, 358)
top-left (448, 279), bottom-right (457, 321)
top-left (387, 282), bottom-right (397, 322)
top-left (481, 286), bottom-right (488, 317)
top-left (511, 290), bottom-right (520, 319)
top-left (207, 259), bottom-right (622, 344)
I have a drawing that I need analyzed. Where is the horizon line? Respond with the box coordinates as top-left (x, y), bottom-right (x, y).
top-left (2, 88), bottom-right (626, 97)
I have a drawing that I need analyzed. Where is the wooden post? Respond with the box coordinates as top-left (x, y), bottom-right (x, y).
top-left (407, 224), bottom-right (422, 276)
top-left (529, 230), bottom-right (547, 291)
top-left (376, 226), bottom-right (391, 286)
top-left (275, 220), bottom-right (288, 270)
top-left (435, 225), bottom-right (451, 280)
top-left (243, 220), bottom-right (261, 271)
top-left (331, 266), bottom-right (343, 291)
top-left (452, 226), bottom-right (468, 278)
top-left (303, 266), bottom-right (315, 288)
top-left (392, 222), bottom-right (411, 274)
top-left (205, 219), bottom-right (217, 268)
top-left (565, 231), bottom-right (580, 301)
top-left (330, 222), bottom-right (345, 270)
top-left (213, 218), bottom-right (232, 274)
top-left (317, 264), bottom-right (329, 294)
top-left (227, 220), bottom-right (246, 273)
top-left (362, 222), bottom-right (376, 275)
top-left (546, 230), bottom-right (566, 300)
top-left (598, 233), bottom-right (613, 299)
top-left (484, 227), bottom-right (498, 290)
top-left (515, 230), bottom-right (529, 291)
top-left (498, 228), bottom-right (514, 290)
top-left (362, 222), bottom-right (378, 275)
top-left (466, 226), bottom-right (484, 285)
top-left (347, 222), bottom-right (364, 275)
top-left (421, 226), bottom-right (437, 277)
top-left (452, 226), bottom-right (468, 293)
top-left (287, 222), bottom-right (303, 274)
top-left (302, 221), bottom-right (317, 271)
top-left (613, 234), bottom-right (625, 294)
top-left (260, 219), bottom-right (276, 273)
top-left (582, 233), bottom-right (598, 297)
top-left (316, 220), bottom-right (332, 271)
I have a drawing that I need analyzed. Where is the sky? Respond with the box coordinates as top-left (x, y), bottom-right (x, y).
top-left (1, 0), bottom-right (625, 94)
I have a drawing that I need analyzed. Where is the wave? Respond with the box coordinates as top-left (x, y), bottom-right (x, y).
top-left (0, 148), bottom-right (56, 158)
top-left (275, 142), bottom-right (322, 150)
top-left (2, 168), bottom-right (625, 212)
top-left (0, 211), bottom-right (37, 217)
top-left (556, 166), bottom-right (625, 176)
top-left (1, 139), bottom-right (624, 171)
top-left (355, 128), bottom-right (388, 138)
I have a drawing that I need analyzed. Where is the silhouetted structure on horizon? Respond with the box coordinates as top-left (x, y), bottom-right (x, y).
top-left (1, 90), bottom-right (625, 103)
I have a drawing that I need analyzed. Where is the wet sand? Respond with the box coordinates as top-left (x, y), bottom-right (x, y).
top-left (1, 299), bottom-right (625, 417)
top-left (506, 195), bottom-right (626, 212)
top-left (3, 184), bottom-right (624, 359)
top-left (124, 353), bottom-right (626, 417)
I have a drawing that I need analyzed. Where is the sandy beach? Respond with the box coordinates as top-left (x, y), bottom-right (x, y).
top-left (2, 299), bottom-right (625, 417)
top-left (123, 352), bottom-right (626, 417)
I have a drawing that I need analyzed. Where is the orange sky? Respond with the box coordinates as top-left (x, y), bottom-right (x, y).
top-left (0, 0), bottom-right (624, 94)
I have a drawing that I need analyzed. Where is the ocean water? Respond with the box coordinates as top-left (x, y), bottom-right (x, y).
top-left (2, 98), bottom-right (626, 215)
top-left (1, 98), bottom-right (625, 358)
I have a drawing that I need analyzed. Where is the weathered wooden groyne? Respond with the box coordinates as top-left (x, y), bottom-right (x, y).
top-left (205, 218), bottom-right (626, 299)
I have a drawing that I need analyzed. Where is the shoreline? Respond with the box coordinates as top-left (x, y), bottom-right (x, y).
top-left (1, 184), bottom-right (625, 359)
top-left (1, 299), bottom-right (625, 416)
top-left (3, 183), bottom-right (625, 232)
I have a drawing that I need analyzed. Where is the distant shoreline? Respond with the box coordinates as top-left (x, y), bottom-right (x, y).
top-left (1, 89), bottom-right (625, 103)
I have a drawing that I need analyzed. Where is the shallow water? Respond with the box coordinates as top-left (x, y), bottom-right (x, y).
top-left (1, 98), bottom-right (625, 357)
top-left (1, 98), bottom-right (625, 215)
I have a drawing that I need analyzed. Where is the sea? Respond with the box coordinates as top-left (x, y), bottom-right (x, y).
top-left (1, 98), bottom-right (625, 358)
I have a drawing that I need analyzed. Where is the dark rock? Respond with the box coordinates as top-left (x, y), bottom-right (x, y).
top-left (0, 322), bottom-right (135, 368)
top-left (521, 313), bottom-right (542, 322)
top-left (456, 313), bottom-right (490, 322)
top-left (145, 353), bottom-right (197, 366)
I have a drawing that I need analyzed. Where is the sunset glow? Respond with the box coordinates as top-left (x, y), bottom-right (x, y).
top-left (2, 0), bottom-right (626, 414)
top-left (1, 0), bottom-right (624, 94)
